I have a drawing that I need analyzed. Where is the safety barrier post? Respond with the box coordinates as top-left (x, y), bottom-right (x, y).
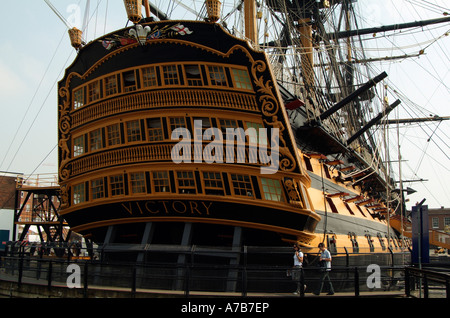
top-left (83, 263), bottom-right (89, 298)
top-left (405, 268), bottom-right (410, 297)
top-left (131, 266), bottom-right (137, 297)
top-left (354, 267), bottom-right (359, 297)
top-left (300, 268), bottom-right (305, 297)
top-left (18, 256), bottom-right (23, 286)
top-left (47, 261), bottom-right (53, 289)
top-left (423, 274), bottom-right (429, 298)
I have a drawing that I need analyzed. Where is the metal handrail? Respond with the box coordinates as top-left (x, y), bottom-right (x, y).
top-left (405, 267), bottom-right (450, 298)
top-left (1, 251), bottom-right (411, 298)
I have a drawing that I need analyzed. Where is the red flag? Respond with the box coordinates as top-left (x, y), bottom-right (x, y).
top-left (285, 99), bottom-right (305, 110)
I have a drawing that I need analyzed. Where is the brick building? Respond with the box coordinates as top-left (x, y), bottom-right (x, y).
top-left (428, 207), bottom-right (450, 248)
top-left (0, 175), bottom-right (17, 242)
top-left (0, 176), bottom-right (16, 210)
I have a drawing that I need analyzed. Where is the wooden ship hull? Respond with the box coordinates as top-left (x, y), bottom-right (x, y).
top-left (57, 1), bottom-right (412, 260)
top-left (58, 19), bottom-right (322, 248)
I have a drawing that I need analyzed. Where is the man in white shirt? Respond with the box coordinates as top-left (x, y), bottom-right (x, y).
top-left (313, 243), bottom-right (334, 295)
top-left (292, 244), bottom-right (304, 294)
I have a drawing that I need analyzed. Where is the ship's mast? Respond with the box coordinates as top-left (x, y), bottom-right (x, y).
top-left (244, 0), bottom-right (258, 44)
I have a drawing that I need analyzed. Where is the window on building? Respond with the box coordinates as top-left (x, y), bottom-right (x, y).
top-left (245, 122), bottom-right (266, 145)
top-left (208, 65), bottom-right (227, 86)
top-left (230, 174), bottom-right (253, 197)
top-left (203, 171), bottom-right (224, 195)
top-left (90, 128), bottom-right (103, 151)
top-left (142, 66), bottom-right (158, 87)
top-left (104, 74), bottom-right (118, 96)
top-left (88, 81), bottom-right (100, 102)
top-left (177, 171), bottom-right (196, 194)
top-left (73, 183), bottom-right (85, 205)
top-left (91, 178), bottom-right (105, 200)
top-left (185, 64), bottom-right (202, 86)
top-left (73, 87), bottom-right (84, 109)
top-left (73, 135), bottom-right (86, 156)
top-left (219, 118), bottom-right (238, 134)
top-left (162, 65), bottom-right (180, 85)
top-left (219, 119), bottom-right (243, 162)
top-left (152, 171), bottom-right (170, 193)
top-left (123, 70), bottom-right (137, 92)
top-left (147, 118), bottom-right (163, 141)
top-left (169, 117), bottom-right (186, 133)
top-left (130, 172), bottom-right (146, 194)
top-left (126, 120), bottom-right (141, 142)
top-left (261, 178), bottom-right (284, 202)
top-left (107, 123), bottom-right (121, 146)
top-left (110, 175), bottom-right (125, 196)
top-left (231, 68), bottom-right (252, 90)
top-left (193, 117), bottom-right (212, 140)
top-left (445, 217), bottom-right (450, 227)
top-left (432, 217), bottom-right (439, 229)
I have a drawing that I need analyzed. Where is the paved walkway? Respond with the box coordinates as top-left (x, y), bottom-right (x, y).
top-left (0, 270), bottom-right (407, 298)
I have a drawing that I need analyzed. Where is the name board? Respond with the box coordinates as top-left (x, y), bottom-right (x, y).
top-left (121, 200), bottom-right (213, 217)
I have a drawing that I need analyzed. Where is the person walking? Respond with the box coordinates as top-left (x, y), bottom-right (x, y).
top-left (314, 242), bottom-right (334, 295)
top-left (292, 244), bottom-right (305, 295)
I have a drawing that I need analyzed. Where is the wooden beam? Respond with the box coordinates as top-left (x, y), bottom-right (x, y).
top-left (244, 0), bottom-right (258, 44)
top-left (325, 159), bottom-right (344, 166)
top-left (143, 0), bottom-right (151, 18)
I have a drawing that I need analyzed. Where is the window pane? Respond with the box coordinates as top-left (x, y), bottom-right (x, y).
top-left (231, 174), bottom-right (253, 197)
top-left (73, 183), bottom-right (85, 205)
top-left (130, 172), bottom-right (146, 194)
top-left (110, 175), bottom-right (124, 196)
top-left (162, 65), bottom-right (179, 85)
top-left (88, 81), bottom-right (100, 102)
top-left (193, 117), bottom-right (211, 140)
top-left (208, 65), bottom-right (227, 86)
top-left (123, 70), bottom-right (137, 92)
top-left (73, 136), bottom-right (85, 156)
top-left (104, 75), bottom-right (118, 96)
top-left (152, 171), bottom-right (170, 192)
top-left (91, 178), bottom-right (104, 200)
top-left (107, 124), bottom-right (121, 146)
top-left (73, 88), bottom-right (84, 109)
top-left (177, 171), bottom-right (196, 194)
top-left (232, 68), bottom-right (252, 90)
top-left (203, 171), bottom-right (224, 195)
top-left (127, 120), bottom-right (141, 142)
top-left (185, 64), bottom-right (202, 86)
top-left (261, 178), bottom-right (284, 202)
top-left (245, 122), bottom-right (266, 145)
top-left (90, 128), bottom-right (103, 151)
top-left (142, 66), bottom-right (158, 87)
top-left (147, 118), bottom-right (163, 141)
top-left (169, 117), bottom-right (186, 133)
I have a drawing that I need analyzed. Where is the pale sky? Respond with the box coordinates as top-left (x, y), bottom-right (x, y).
top-left (0, 0), bottom-right (448, 210)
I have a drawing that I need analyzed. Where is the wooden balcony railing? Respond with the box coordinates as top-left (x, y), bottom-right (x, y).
top-left (70, 142), bottom-right (267, 177)
top-left (71, 89), bottom-right (258, 128)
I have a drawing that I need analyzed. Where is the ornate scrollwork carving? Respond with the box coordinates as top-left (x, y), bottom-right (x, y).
top-left (250, 59), bottom-right (297, 172)
top-left (60, 184), bottom-right (69, 208)
top-left (284, 178), bottom-right (304, 209)
top-left (58, 86), bottom-right (72, 182)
